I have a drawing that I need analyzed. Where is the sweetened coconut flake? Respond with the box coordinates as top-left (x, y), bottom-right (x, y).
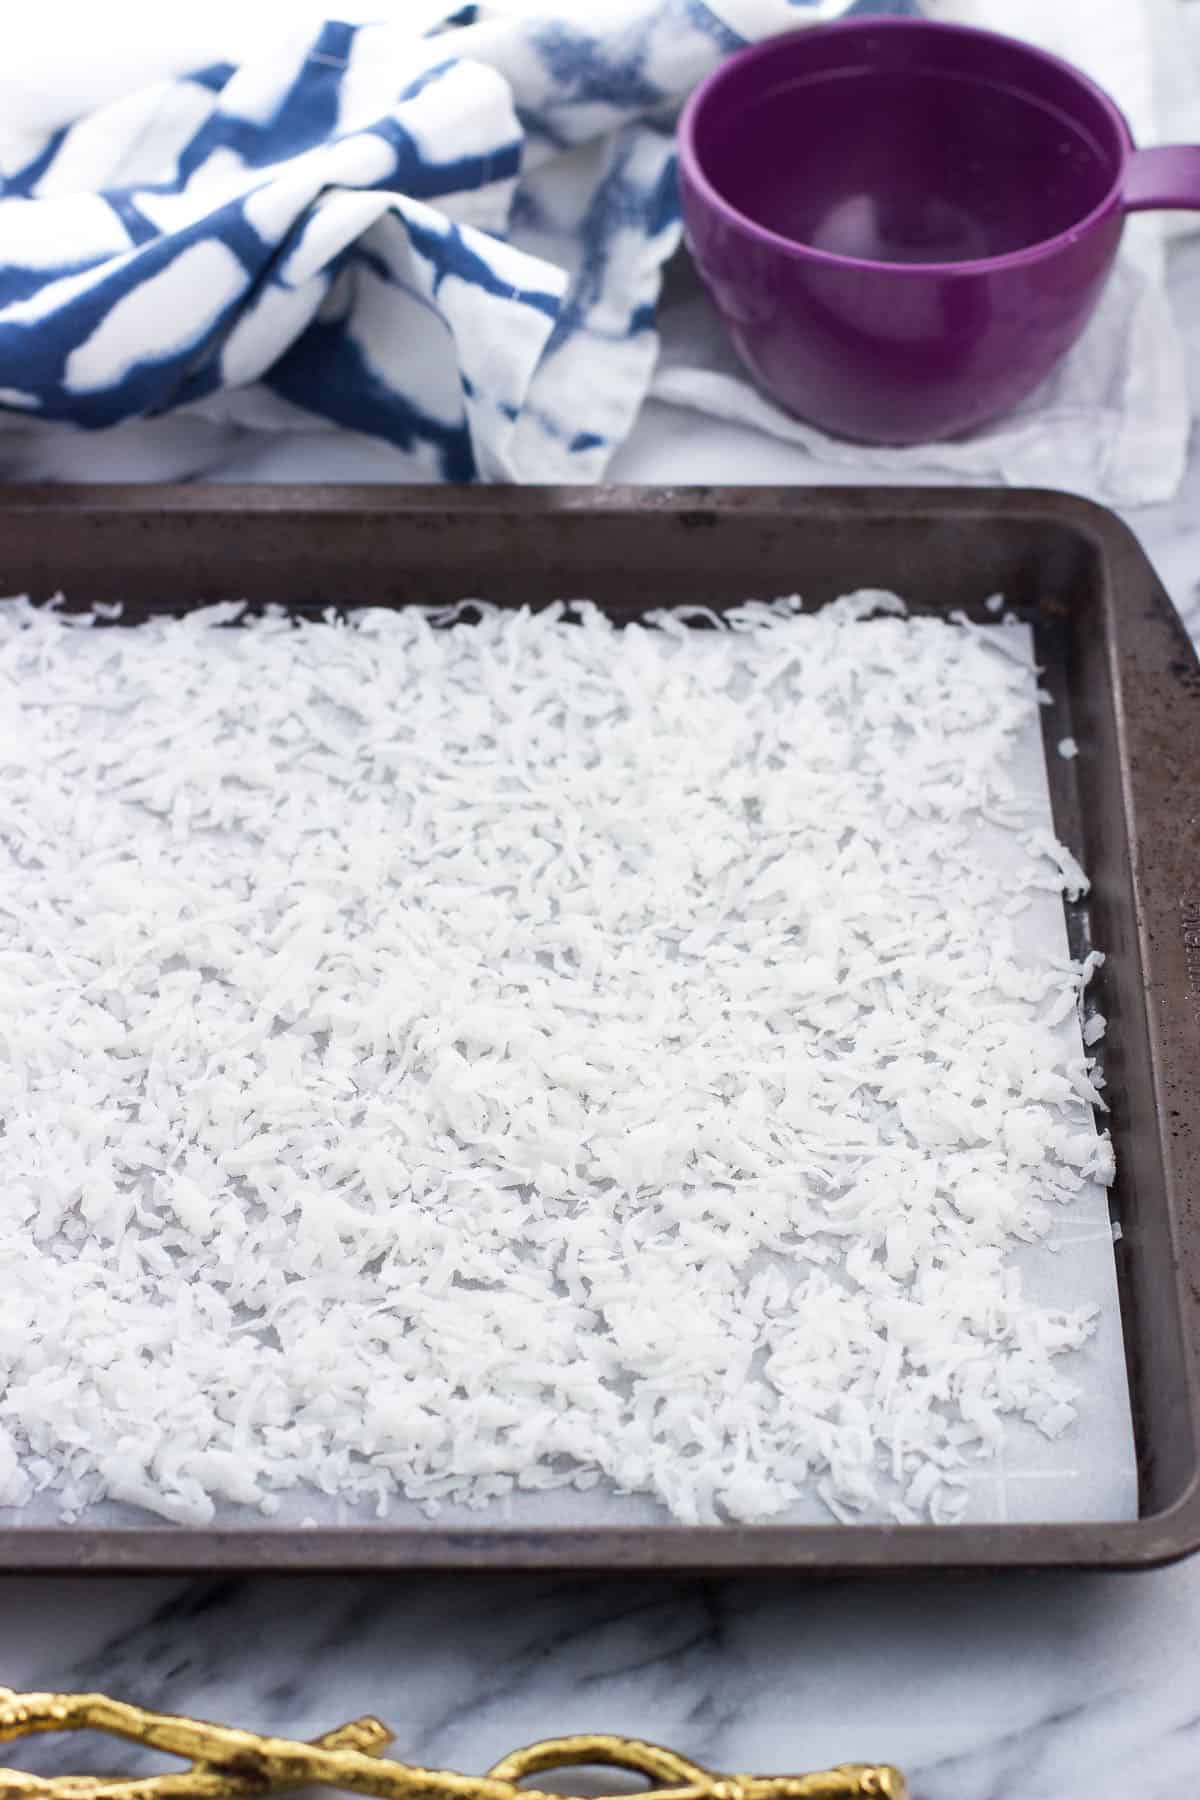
top-left (0, 592), bottom-right (1114, 1528)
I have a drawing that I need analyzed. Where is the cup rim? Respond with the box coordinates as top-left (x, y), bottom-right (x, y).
top-left (677, 14), bottom-right (1135, 277)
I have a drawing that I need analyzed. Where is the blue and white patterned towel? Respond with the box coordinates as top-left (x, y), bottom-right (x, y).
top-left (0, 0), bottom-right (891, 483)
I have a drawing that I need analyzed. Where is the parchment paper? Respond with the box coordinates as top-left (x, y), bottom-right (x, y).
top-left (2, 625), bottom-right (1138, 1532)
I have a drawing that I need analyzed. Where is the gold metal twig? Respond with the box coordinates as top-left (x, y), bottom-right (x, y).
top-left (0, 1692), bottom-right (906, 1800)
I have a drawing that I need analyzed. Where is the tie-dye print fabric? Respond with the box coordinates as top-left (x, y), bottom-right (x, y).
top-left (0, 0), bottom-right (898, 481)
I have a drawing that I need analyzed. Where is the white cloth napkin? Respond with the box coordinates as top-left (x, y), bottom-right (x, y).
top-left (0, 0), bottom-right (1196, 499)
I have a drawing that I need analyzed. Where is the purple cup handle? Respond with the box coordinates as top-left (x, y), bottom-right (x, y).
top-left (1123, 144), bottom-right (1200, 212)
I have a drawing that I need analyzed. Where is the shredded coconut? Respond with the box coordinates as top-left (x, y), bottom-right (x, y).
top-left (0, 593), bottom-right (1113, 1528)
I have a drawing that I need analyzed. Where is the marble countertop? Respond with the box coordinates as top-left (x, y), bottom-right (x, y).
top-left (0, 238), bottom-right (1198, 1800)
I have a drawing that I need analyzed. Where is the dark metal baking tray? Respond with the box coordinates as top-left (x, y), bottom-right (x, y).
top-left (0, 482), bottom-right (1196, 1574)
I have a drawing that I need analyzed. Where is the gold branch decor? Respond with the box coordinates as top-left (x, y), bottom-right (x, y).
top-left (0, 1691), bottom-right (906, 1800)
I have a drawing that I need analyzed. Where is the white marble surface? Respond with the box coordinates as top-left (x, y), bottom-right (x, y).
top-left (3, 1558), bottom-right (1200, 1800)
top-left (0, 207), bottom-right (1199, 1800)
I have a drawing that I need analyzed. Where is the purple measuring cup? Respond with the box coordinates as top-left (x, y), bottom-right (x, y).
top-left (678, 17), bottom-right (1200, 444)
